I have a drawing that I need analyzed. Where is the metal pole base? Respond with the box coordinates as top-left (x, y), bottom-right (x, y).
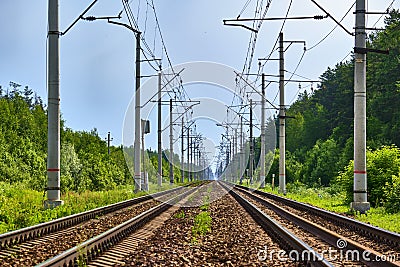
top-left (278, 188), bottom-right (287, 196)
top-left (157, 174), bottom-right (162, 188)
top-left (134, 176), bottom-right (141, 193)
top-left (142, 175), bottom-right (149, 191)
top-left (44, 200), bottom-right (64, 209)
top-left (350, 201), bottom-right (370, 214)
top-left (260, 175), bottom-right (265, 189)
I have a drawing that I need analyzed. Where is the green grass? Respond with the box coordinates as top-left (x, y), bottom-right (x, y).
top-left (192, 211), bottom-right (212, 237)
top-left (260, 183), bottom-right (400, 233)
top-left (173, 210), bottom-right (186, 219)
top-left (191, 186), bottom-right (212, 243)
top-left (200, 195), bottom-right (210, 211)
top-left (355, 207), bottom-right (400, 233)
top-left (0, 182), bottom-right (179, 234)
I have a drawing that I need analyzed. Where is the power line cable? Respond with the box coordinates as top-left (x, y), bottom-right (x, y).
top-left (230, 0), bottom-right (274, 122)
top-left (257, 0), bottom-right (293, 81)
top-left (122, 0), bottom-right (192, 113)
top-left (288, 83), bottom-right (312, 104)
top-left (235, 0), bottom-right (266, 106)
top-left (285, 70), bottom-right (314, 81)
top-left (269, 1), bottom-right (354, 105)
top-left (306, 1), bottom-right (355, 51)
top-left (256, 0), bottom-right (293, 107)
top-left (340, 51), bottom-right (352, 63)
top-left (237, 0), bottom-right (254, 19)
top-left (372, 0), bottom-right (395, 28)
top-left (143, 2), bottom-right (149, 36)
top-left (148, 0), bottom-right (192, 105)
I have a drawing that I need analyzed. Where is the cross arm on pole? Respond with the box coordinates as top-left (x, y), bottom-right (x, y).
top-left (223, 14), bottom-right (328, 33)
top-left (223, 21), bottom-right (258, 33)
top-left (161, 102), bottom-right (200, 132)
top-left (107, 20), bottom-right (140, 34)
top-left (234, 71), bottom-right (278, 110)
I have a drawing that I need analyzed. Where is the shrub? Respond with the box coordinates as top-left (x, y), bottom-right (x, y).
top-left (335, 145), bottom-right (400, 207)
top-left (383, 174), bottom-right (400, 213)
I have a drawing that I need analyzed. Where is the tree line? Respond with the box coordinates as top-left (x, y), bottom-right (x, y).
top-left (0, 84), bottom-right (134, 193)
top-left (0, 84), bottom-right (198, 193)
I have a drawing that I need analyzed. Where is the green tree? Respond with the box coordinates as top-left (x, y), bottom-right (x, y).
top-left (60, 142), bottom-right (82, 192)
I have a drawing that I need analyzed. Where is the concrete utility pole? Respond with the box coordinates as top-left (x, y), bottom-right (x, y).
top-left (239, 115), bottom-right (243, 184)
top-left (104, 18), bottom-right (142, 193)
top-left (223, 130), bottom-right (229, 171)
top-left (169, 98), bottom-right (174, 184)
top-left (187, 128), bottom-right (191, 181)
top-left (260, 73), bottom-right (266, 188)
top-left (157, 70), bottom-right (162, 187)
top-left (249, 99), bottom-right (254, 185)
top-left (45, 0), bottom-right (63, 208)
top-left (141, 120), bottom-right (147, 191)
top-left (190, 134), bottom-right (193, 181)
top-left (194, 144), bottom-right (198, 181)
top-left (230, 135), bottom-right (233, 163)
top-left (181, 117), bottom-right (185, 183)
top-left (279, 32), bottom-right (286, 195)
top-left (352, 0), bottom-right (370, 213)
top-left (198, 149), bottom-right (202, 180)
top-left (234, 128), bottom-right (238, 156)
top-left (234, 127), bottom-right (238, 183)
top-left (106, 132), bottom-right (113, 155)
top-left (134, 32), bottom-right (142, 193)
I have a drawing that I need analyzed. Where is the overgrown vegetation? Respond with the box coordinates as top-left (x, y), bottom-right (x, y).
top-left (191, 185), bottom-right (212, 243)
top-left (192, 211), bottom-right (212, 237)
top-left (173, 210), bottom-right (186, 219)
top-left (0, 180), bottom-right (178, 234)
top-left (0, 181), bottom-right (146, 234)
top-left (335, 146), bottom-right (400, 208)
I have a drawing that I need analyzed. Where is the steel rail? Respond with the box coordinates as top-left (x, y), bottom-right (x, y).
top-left (219, 182), bottom-right (333, 267)
top-left (234, 185), bottom-right (400, 267)
top-left (235, 183), bottom-right (400, 248)
top-left (37, 187), bottom-right (198, 267)
top-left (0, 186), bottom-right (183, 249)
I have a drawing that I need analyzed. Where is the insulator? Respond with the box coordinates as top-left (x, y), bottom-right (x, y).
top-left (85, 16), bottom-right (96, 21)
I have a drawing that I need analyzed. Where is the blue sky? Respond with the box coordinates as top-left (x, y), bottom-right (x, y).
top-left (0, 0), bottom-right (397, 156)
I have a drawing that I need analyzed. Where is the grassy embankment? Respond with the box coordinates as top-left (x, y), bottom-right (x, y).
top-left (0, 182), bottom-right (180, 234)
top-left (260, 183), bottom-right (400, 233)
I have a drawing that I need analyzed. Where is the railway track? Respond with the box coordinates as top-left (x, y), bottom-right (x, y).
top-left (85, 181), bottom-right (332, 266)
top-left (218, 182), bottom-right (333, 267)
top-left (37, 184), bottom-right (203, 267)
top-left (0, 186), bottom-right (188, 266)
top-left (86, 181), bottom-right (314, 266)
top-left (230, 183), bottom-right (400, 267)
top-left (86, 182), bottom-right (218, 267)
top-left (3, 180), bottom-right (399, 266)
